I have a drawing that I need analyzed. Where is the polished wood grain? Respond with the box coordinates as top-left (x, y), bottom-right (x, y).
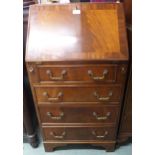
top-left (33, 64), bottom-right (117, 83)
top-left (27, 63), bottom-right (128, 84)
top-left (43, 141), bottom-right (116, 152)
top-left (26, 3), bottom-right (128, 62)
top-left (38, 104), bottom-right (120, 124)
top-left (34, 84), bottom-right (122, 103)
top-left (42, 126), bottom-right (116, 141)
top-left (26, 3), bottom-right (129, 152)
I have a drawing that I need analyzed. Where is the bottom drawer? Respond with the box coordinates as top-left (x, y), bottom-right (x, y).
top-left (42, 126), bottom-right (116, 141)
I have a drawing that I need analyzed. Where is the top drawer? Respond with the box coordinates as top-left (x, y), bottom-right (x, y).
top-left (27, 64), bottom-right (127, 84)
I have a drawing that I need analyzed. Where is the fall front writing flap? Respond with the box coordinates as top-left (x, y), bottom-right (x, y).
top-left (26, 3), bottom-right (128, 62)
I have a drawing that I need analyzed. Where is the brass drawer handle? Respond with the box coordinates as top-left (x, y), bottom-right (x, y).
top-left (93, 112), bottom-right (111, 120)
top-left (92, 131), bottom-right (108, 139)
top-left (88, 69), bottom-right (108, 80)
top-left (43, 92), bottom-right (63, 101)
top-left (28, 66), bottom-right (34, 73)
top-left (46, 112), bottom-right (64, 120)
top-left (50, 131), bottom-right (66, 139)
top-left (94, 91), bottom-right (112, 101)
top-left (46, 69), bottom-right (67, 80)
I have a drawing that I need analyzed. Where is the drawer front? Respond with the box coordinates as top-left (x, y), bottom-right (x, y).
top-left (43, 126), bottom-right (116, 141)
top-left (27, 64), bottom-right (125, 83)
top-left (38, 65), bottom-right (117, 83)
top-left (39, 105), bottom-right (119, 124)
top-left (35, 85), bottom-right (122, 103)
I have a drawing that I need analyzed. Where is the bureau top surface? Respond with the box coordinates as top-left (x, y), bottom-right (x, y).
top-left (26, 3), bottom-right (128, 62)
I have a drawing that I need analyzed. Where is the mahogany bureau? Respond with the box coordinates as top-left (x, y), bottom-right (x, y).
top-left (26, 3), bottom-right (129, 152)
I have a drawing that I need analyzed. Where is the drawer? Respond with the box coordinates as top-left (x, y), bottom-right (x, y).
top-left (27, 64), bottom-right (126, 83)
top-left (38, 104), bottom-right (119, 124)
top-left (42, 126), bottom-right (116, 141)
top-left (34, 85), bottom-right (122, 103)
